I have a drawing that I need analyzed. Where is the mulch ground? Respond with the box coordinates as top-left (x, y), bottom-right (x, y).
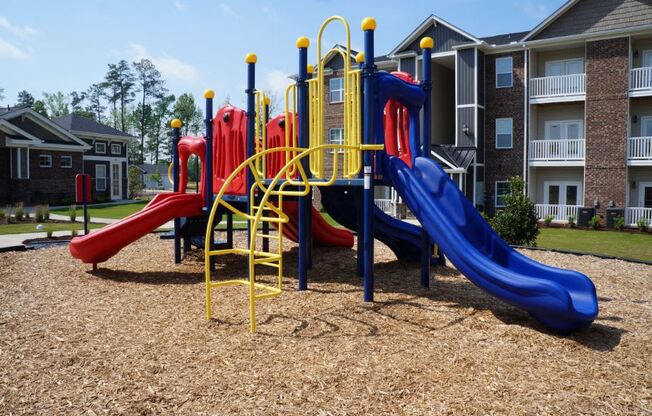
top-left (1, 232), bottom-right (651, 415)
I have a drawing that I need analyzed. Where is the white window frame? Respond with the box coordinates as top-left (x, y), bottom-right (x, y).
top-left (643, 50), bottom-right (652, 68)
top-left (39, 153), bottom-right (53, 168)
top-left (545, 58), bottom-right (584, 77)
top-left (60, 155), bottom-right (73, 168)
top-left (543, 181), bottom-right (583, 206)
top-left (10, 147), bottom-right (29, 179)
top-left (640, 115), bottom-right (652, 136)
top-left (328, 128), bottom-right (344, 153)
top-left (495, 56), bottom-right (513, 88)
top-left (544, 120), bottom-right (584, 140)
top-left (95, 142), bottom-right (107, 154)
top-left (96, 164), bottom-right (107, 192)
top-left (495, 118), bottom-right (513, 149)
top-left (495, 181), bottom-right (510, 208)
top-left (639, 182), bottom-right (652, 208)
top-left (329, 77), bottom-right (344, 103)
top-left (111, 143), bottom-right (122, 155)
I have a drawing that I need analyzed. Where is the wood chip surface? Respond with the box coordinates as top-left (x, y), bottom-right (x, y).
top-left (1, 232), bottom-right (650, 415)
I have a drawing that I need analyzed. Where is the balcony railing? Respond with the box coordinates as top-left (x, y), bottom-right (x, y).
top-left (628, 137), bottom-right (652, 161)
top-left (529, 74), bottom-right (585, 99)
top-left (375, 198), bottom-right (394, 215)
top-left (535, 204), bottom-right (581, 222)
top-left (626, 207), bottom-right (652, 228)
top-left (630, 67), bottom-right (652, 91)
top-left (529, 139), bottom-right (585, 162)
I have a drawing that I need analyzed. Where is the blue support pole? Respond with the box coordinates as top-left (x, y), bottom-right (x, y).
top-left (296, 37), bottom-right (309, 290)
top-left (245, 54), bottom-right (257, 266)
top-left (362, 18), bottom-right (376, 302)
top-left (204, 90), bottom-right (215, 269)
top-left (355, 53), bottom-right (365, 278)
top-left (172, 119), bottom-right (182, 263)
top-left (420, 37), bottom-right (433, 288)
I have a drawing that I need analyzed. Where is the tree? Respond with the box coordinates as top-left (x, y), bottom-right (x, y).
top-left (85, 83), bottom-right (106, 122)
top-left (104, 60), bottom-right (135, 132)
top-left (173, 93), bottom-right (203, 136)
top-left (127, 165), bottom-right (144, 199)
top-left (32, 100), bottom-right (47, 117)
top-left (43, 91), bottom-right (70, 118)
top-left (16, 90), bottom-right (34, 107)
top-left (0, 87), bottom-right (4, 102)
top-left (263, 90), bottom-right (280, 117)
top-left (146, 94), bottom-right (175, 164)
top-left (490, 176), bottom-right (539, 246)
top-left (133, 58), bottom-right (167, 163)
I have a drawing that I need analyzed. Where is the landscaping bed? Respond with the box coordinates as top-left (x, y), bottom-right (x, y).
top-left (0, 233), bottom-right (650, 414)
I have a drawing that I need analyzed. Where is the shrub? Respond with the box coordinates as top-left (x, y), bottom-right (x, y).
top-left (567, 215), bottom-right (576, 228)
top-left (491, 176), bottom-right (539, 246)
top-left (637, 217), bottom-right (649, 232)
top-left (71, 228), bottom-right (78, 237)
top-left (613, 215), bottom-right (625, 231)
top-left (46, 230), bottom-right (53, 238)
top-left (0, 208), bottom-right (5, 219)
top-left (69, 205), bottom-right (77, 222)
top-left (589, 215), bottom-right (601, 230)
top-left (128, 165), bottom-right (145, 199)
top-left (43, 204), bottom-right (50, 220)
top-left (35, 205), bottom-right (45, 223)
top-left (24, 211), bottom-right (31, 220)
top-left (543, 215), bottom-right (554, 227)
top-left (14, 203), bottom-right (24, 221)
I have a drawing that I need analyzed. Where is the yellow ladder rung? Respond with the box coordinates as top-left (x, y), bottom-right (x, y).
top-left (254, 290), bottom-right (282, 301)
top-left (256, 233), bottom-right (280, 240)
top-left (254, 255), bottom-right (281, 264)
top-left (257, 261), bottom-right (280, 268)
top-left (207, 248), bottom-right (249, 257)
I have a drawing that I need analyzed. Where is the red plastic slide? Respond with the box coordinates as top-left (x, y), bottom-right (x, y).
top-left (69, 192), bottom-right (203, 264)
top-left (273, 202), bottom-right (354, 248)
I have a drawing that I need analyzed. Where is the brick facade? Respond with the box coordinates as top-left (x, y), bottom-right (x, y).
top-left (484, 51), bottom-right (526, 215)
top-left (585, 37), bottom-right (629, 219)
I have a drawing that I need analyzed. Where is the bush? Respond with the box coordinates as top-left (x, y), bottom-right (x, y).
top-left (24, 211), bottom-right (31, 220)
top-left (14, 203), bottom-right (24, 221)
top-left (637, 217), bottom-right (649, 232)
top-left (128, 165), bottom-right (145, 199)
top-left (69, 205), bottom-right (77, 222)
top-left (71, 228), bottom-right (78, 237)
top-left (491, 176), bottom-right (539, 246)
top-left (613, 215), bottom-right (625, 231)
top-left (567, 215), bottom-right (576, 228)
top-left (0, 207), bottom-right (5, 219)
top-left (46, 230), bottom-right (53, 238)
top-left (589, 215), bottom-right (601, 230)
top-left (543, 215), bottom-right (554, 227)
top-left (43, 204), bottom-right (50, 220)
top-left (35, 205), bottom-right (45, 223)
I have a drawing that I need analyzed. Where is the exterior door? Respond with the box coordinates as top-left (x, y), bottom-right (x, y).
top-left (544, 181), bottom-right (582, 206)
top-left (640, 182), bottom-right (652, 208)
top-left (110, 162), bottom-right (121, 200)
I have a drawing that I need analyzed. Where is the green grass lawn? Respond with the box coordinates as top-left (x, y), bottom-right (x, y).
top-left (535, 227), bottom-right (652, 262)
top-left (51, 200), bottom-right (149, 220)
top-left (0, 222), bottom-right (104, 235)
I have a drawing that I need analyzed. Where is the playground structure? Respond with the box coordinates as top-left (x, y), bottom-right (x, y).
top-left (69, 16), bottom-right (599, 333)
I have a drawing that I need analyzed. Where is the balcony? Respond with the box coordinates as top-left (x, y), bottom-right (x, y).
top-left (628, 137), bottom-right (652, 165)
top-left (528, 139), bottom-right (585, 166)
top-left (626, 207), bottom-right (652, 228)
top-left (529, 74), bottom-right (585, 103)
top-left (535, 204), bottom-right (581, 222)
top-left (629, 67), bottom-right (652, 97)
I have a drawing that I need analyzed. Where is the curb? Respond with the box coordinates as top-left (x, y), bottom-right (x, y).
top-left (514, 245), bottom-right (652, 266)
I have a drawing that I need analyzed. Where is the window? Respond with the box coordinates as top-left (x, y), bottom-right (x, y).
top-left (495, 118), bottom-right (513, 149)
top-left (328, 128), bottom-right (344, 153)
top-left (544, 181), bottom-right (582, 206)
top-left (111, 143), bottom-right (122, 155)
top-left (39, 154), bottom-right (52, 168)
top-left (329, 77), bottom-right (344, 103)
top-left (95, 142), bottom-right (106, 154)
top-left (495, 181), bottom-right (510, 208)
top-left (643, 50), bottom-right (652, 68)
top-left (96, 164), bottom-right (107, 191)
top-left (495, 57), bottom-right (513, 88)
top-left (639, 182), bottom-right (652, 208)
top-left (545, 59), bottom-right (583, 76)
top-left (60, 155), bottom-right (73, 168)
top-left (10, 147), bottom-right (29, 179)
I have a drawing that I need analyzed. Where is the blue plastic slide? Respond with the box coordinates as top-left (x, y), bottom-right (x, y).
top-left (388, 156), bottom-right (598, 331)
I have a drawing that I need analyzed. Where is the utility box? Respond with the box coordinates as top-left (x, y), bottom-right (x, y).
top-left (577, 207), bottom-right (595, 227)
top-left (606, 208), bottom-right (625, 228)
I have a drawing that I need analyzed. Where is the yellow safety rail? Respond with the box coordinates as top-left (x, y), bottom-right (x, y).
top-left (254, 90), bottom-right (268, 177)
top-left (284, 83), bottom-right (298, 178)
top-left (204, 143), bottom-right (383, 332)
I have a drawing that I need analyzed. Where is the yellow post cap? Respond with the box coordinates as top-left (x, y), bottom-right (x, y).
top-left (306, 64), bottom-right (315, 74)
top-left (361, 17), bottom-right (376, 31)
top-left (355, 52), bottom-right (365, 63)
top-left (245, 53), bottom-right (257, 64)
top-left (263, 95), bottom-right (271, 106)
top-left (296, 36), bottom-right (310, 48)
top-left (420, 37), bottom-right (434, 49)
top-left (203, 89), bottom-right (215, 99)
top-left (171, 119), bottom-right (182, 128)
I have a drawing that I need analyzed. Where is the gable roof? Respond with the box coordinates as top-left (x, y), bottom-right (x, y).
top-left (0, 107), bottom-right (90, 149)
top-left (481, 31), bottom-right (530, 46)
top-left (389, 15), bottom-right (481, 57)
top-left (53, 114), bottom-right (137, 140)
top-left (521, 0), bottom-right (579, 42)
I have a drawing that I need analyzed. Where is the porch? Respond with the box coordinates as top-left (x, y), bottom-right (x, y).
top-left (535, 204), bottom-right (581, 222)
top-left (529, 166), bottom-right (584, 222)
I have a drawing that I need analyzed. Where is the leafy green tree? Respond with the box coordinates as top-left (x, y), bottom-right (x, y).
top-left (43, 91), bottom-right (70, 118)
top-left (0, 87), bottom-right (5, 102)
top-left (127, 165), bottom-right (144, 199)
top-left (146, 94), bottom-right (175, 164)
top-left (16, 90), bottom-right (34, 107)
top-left (32, 100), bottom-right (48, 117)
top-left (133, 58), bottom-right (167, 163)
top-left (173, 93), bottom-right (203, 136)
top-left (104, 60), bottom-right (136, 132)
top-left (490, 176), bottom-right (539, 246)
top-left (85, 83), bottom-right (106, 122)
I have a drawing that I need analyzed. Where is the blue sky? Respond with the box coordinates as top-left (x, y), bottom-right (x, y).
top-left (0, 0), bottom-right (565, 111)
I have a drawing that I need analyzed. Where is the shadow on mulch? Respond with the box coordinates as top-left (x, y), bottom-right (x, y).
top-left (89, 268), bottom-right (203, 285)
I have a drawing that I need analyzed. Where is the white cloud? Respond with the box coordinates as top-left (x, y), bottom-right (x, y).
top-left (0, 38), bottom-right (29, 59)
top-left (128, 43), bottom-right (198, 83)
top-left (518, 0), bottom-right (549, 21)
top-left (0, 16), bottom-right (38, 39)
top-left (218, 3), bottom-right (239, 18)
top-left (265, 69), bottom-right (291, 98)
top-left (174, 1), bottom-right (185, 11)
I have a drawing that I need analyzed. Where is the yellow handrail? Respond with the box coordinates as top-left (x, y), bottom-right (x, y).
top-left (254, 90), bottom-right (267, 177)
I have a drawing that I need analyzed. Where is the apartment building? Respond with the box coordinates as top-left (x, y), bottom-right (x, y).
top-left (319, 0), bottom-right (652, 227)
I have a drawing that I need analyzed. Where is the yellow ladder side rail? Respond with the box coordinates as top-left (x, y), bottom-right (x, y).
top-left (254, 90), bottom-right (268, 177)
top-left (284, 83), bottom-right (298, 178)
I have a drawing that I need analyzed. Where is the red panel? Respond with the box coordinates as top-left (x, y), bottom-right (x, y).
top-left (75, 174), bottom-right (92, 203)
top-left (272, 202), bottom-right (354, 248)
top-left (384, 71), bottom-right (417, 167)
top-left (212, 105), bottom-right (248, 195)
top-left (177, 136), bottom-right (206, 202)
top-left (265, 113), bottom-right (298, 179)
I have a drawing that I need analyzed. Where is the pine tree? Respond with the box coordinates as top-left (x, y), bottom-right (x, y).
top-left (104, 60), bottom-right (135, 132)
top-left (42, 92), bottom-right (70, 118)
top-left (133, 58), bottom-right (167, 163)
top-left (16, 90), bottom-right (35, 107)
top-left (85, 83), bottom-right (106, 122)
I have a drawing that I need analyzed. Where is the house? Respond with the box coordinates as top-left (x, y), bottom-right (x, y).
top-left (136, 163), bottom-right (173, 190)
top-left (319, 0), bottom-right (652, 227)
top-left (53, 114), bottom-right (136, 202)
top-left (0, 107), bottom-right (136, 205)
